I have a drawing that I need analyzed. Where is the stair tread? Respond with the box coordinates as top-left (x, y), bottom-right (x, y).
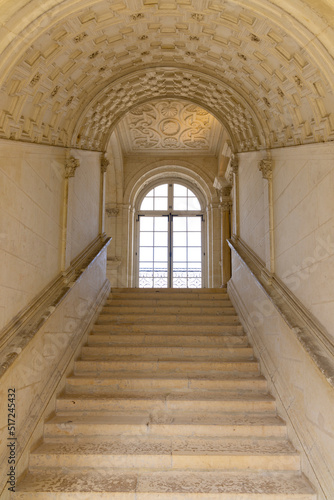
top-left (33, 436), bottom-right (297, 456)
top-left (46, 411), bottom-right (285, 427)
top-left (16, 469), bottom-right (315, 495)
top-left (58, 390), bottom-right (274, 401)
top-left (67, 372), bottom-right (265, 381)
top-left (77, 354), bottom-right (256, 362)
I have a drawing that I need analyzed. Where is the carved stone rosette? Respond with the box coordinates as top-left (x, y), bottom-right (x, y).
top-left (65, 156), bottom-right (80, 178)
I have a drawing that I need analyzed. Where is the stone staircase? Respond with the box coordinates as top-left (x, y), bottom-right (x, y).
top-left (15, 288), bottom-right (316, 499)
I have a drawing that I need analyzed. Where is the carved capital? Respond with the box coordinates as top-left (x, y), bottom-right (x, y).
top-left (106, 207), bottom-right (120, 217)
top-left (230, 154), bottom-right (239, 174)
top-left (100, 153), bottom-right (110, 174)
top-left (222, 186), bottom-right (232, 197)
top-left (65, 156), bottom-right (80, 178)
top-left (259, 154), bottom-right (273, 180)
top-left (221, 200), bottom-right (232, 212)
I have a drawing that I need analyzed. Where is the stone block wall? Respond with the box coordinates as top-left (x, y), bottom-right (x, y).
top-left (0, 141), bottom-right (64, 330)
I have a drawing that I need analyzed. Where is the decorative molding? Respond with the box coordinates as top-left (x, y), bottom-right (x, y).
top-left (0, 234), bottom-right (111, 372)
top-left (100, 153), bottom-right (109, 173)
top-left (227, 236), bottom-right (334, 388)
top-left (65, 155), bottom-right (80, 178)
top-left (106, 207), bottom-right (120, 217)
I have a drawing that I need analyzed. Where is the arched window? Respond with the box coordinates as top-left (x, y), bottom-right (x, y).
top-left (136, 182), bottom-right (204, 288)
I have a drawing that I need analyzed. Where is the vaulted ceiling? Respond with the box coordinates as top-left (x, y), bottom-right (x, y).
top-left (0, 0), bottom-right (333, 153)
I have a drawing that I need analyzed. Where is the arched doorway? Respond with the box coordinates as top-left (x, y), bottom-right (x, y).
top-left (135, 180), bottom-right (205, 288)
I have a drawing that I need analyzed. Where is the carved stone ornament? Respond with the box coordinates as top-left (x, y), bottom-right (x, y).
top-left (65, 156), bottom-right (80, 178)
top-left (106, 207), bottom-right (120, 217)
top-left (222, 186), bottom-right (232, 197)
top-left (259, 155), bottom-right (273, 179)
top-left (100, 154), bottom-right (110, 173)
top-left (230, 154), bottom-right (239, 174)
top-left (221, 200), bottom-right (232, 211)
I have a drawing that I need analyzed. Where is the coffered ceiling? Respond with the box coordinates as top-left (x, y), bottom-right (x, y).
top-left (0, 0), bottom-right (333, 152)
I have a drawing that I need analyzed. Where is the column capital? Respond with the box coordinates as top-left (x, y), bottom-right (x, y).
top-left (220, 200), bottom-right (232, 212)
top-left (259, 153), bottom-right (273, 180)
top-left (65, 155), bottom-right (80, 178)
top-left (100, 153), bottom-right (110, 174)
top-left (230, 154), bottom-right (239, 174)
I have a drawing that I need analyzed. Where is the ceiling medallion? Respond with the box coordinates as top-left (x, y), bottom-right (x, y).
top-left (160, 119), bottom-right (181, 136)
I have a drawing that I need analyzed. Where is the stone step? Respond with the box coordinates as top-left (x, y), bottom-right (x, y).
top-left (105, 298), bottom-right (233, 307)
top-left (74, 358), bottom-right (260, 375)
top-left (87, 333), bottom-right (249, 347)
top-left (80, 345), bottom-right (254, 360)
top-left (95, 314), bottom-right (241, 325)
top-left (92, 323), bottom-right (244, 334)
top-left (65, 372), bottom-right (267, 393)
top-left (44, 411), bottom-right (287, 439)
top-left (101, 305), bottom-right (236, 315)
top-left (29, 436), bottom-right (300, 471)
top-left (56, 390), bottom-right (275, 413)
top-left (15, 469), bottom-right (316, 499)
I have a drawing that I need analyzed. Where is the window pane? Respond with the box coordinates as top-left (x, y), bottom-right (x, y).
top-left (189, 261), bottom-right (201, 270)
top-left (173, 262), bottom-right (186, 270)
top-left (140, 247), bottom-right (153, 261)
top-left (154, 184), bottom-right (168, 196)
top-left (173, 217), bottom-right (187, 231)
top-left (174, 184), bottom-right (187, 197)
top-left (188, 232), bottom-right (201, 246)
top-left (139, 262), bottom-right (153, 272)
top-left (188, 197), bottom-right (201, 210)
top-left (174, 197), bottom-right (188, 210)
top-left (140, 197), bottom-right (154, 210)
top-left (140, 232), bottom-right (153, 246)
top-left (188, 218), bottom-right (201, 231)
top-left (173, 232), bottom-right (187, 246)
top-left (140, 217), bottom-right (154, 231)
top-left (155, 217), bottom-right (168, 231)
top-left (188, 247), bottom-right (202, 262)
top-left (154, 232), bottom-right (168, 246)
top-left (154, 247), bottom-right (168, 262)
top-left (154, 197), bottom-right (168, 210)
top-left (174, 247), bottom-right (187, 261)
top-left (154, 262), bottom-right (168, 271)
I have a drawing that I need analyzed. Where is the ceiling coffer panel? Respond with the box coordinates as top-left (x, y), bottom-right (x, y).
top-left (0, 0), bottom-right (333, 151)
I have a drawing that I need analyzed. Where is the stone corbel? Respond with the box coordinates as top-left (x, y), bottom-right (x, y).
top-left (100, 153), bottom-right (110, 174)
top-left (65, 152), bottom-right (80, 178)
top-left (259, 152), bottom-right (272, 180)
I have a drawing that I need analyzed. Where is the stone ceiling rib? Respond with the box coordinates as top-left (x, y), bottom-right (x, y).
top-left (0, 0), bottom-right (333, 152)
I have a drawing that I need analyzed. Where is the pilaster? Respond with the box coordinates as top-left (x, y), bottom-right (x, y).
top-left (61, 151), bottom-right (80, 272)
top-left (259, 152), bottom-right (275, 277)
